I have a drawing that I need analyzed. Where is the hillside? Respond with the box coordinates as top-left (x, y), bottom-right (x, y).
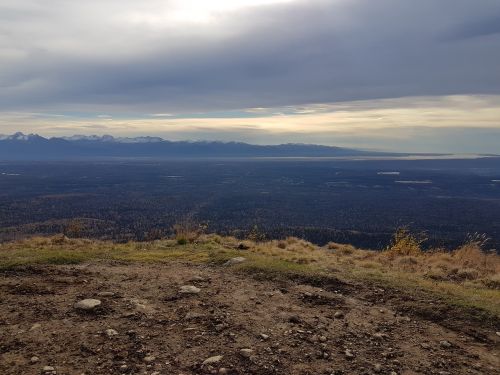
top-left (0, 234), bottom-right (499, 375)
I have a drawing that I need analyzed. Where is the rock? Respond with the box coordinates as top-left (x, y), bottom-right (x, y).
top-left (30, 323), bottom-right (41, 331)
top-left (143, 355), bottom-right (156, 363)
top-left (496, 331), bottom-right (500, 337)
top-left (184, 312), bottom-right (205, 320)
top-left (288, 315), bottom-right (302, 324)
top-left (373, 332), bottom-right (386, 340)
top-left (439, 340), bottom-right (452, 348)
top-left (190, 275), bottom-right (207, 282)
top-left (97, 291), bottom-right (115, 297)
top-left (334, 311), bottom-right (344, 319)
top-left (344, 349), bottom-right (355, 359)
top-left (240, 348), bottom-right (254, 358)
top-left (42, 366), bottom-right (56, 374)
top-left (237, 242), bottom-right (251, 250)
top-left (260, 333), bottom-right (270, 340)
top-left (203, 355), bottom-right (223, 365)
top-left (105, 329), bottom-right (118, 337)
top-left (30, 356), bottom-right (39, 364)
top-left (421, 342), bottom-right (431, 350)
top-left (179, 285), bottom-right (201, 294)
top-left (74, 299), bottom-right (101, 311)
top-left (224, 257), bottom-right (246, 266)
top-left (219, 368), bottom-right (229, 374)
top-left (374, 363), bottom-right (382, 373)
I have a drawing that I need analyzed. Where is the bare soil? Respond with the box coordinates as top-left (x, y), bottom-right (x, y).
top-left (1, 261), bottom-right (499, 375)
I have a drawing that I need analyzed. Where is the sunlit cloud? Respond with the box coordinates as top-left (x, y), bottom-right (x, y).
top-left (1, 95), bottom-right (499, 153)
top-left (124, 0), bottom-right (296, 24)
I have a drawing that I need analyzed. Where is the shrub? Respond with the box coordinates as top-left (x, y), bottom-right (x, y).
top-left (173, 219), bottom-right (206, 245)
top-left (385, 228), bottom-right (426, 257)
top-left (327, 242), bottom-right (356, 255)
top-left (248, 225), bottom-right (266, 242)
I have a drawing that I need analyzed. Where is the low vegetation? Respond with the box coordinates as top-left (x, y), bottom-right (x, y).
top-left (0, 230), bottom-right (499, 316)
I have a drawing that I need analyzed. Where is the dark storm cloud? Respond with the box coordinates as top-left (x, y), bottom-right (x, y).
top-left (1, 0), bottom-right (499, 113)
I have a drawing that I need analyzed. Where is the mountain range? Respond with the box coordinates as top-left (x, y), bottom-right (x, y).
top-left (0, 132), bottom-right (402, 160)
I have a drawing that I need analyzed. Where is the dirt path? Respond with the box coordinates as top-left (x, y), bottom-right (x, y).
top-left (1, 262), bottom-right (499, 375)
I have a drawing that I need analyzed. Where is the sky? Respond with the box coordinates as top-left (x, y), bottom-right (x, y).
top-left (1, 0), bottom-right (499, 153)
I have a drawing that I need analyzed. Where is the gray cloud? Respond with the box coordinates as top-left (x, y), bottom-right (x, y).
top-left (1, 0), bottom-right (499, 114)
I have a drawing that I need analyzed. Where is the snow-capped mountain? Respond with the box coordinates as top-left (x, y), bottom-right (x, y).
top-left (0, 132), bottom-right (45, 141)
top-left (60, 134), bottom-right (164, 143)
top-left (0, 132), bottom-right (393, 160)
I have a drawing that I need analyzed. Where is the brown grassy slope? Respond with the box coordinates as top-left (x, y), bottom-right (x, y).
top-left (0, 233), bottom-right (499, 317)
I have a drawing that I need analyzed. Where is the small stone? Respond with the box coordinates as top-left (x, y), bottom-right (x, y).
top-left (224, 257), bottom-right (246, 266)
top-left (119, 364), bottom-right (128, 370)
top-left (30, 356), bottom-right (39, 364)
top-left (240, 348), bottom-right (254, 358)
top-left (143, 355), bottom-right (156, 363)
top-left (439, 340), bottom-right (452, 348)
top-left (203, 355), bottom-right (223, 365)
top-left (42, 366), bottom-right (56, 374)
top-left (421, 342), bottom-right (431, 349)
top-left (260, 333), bottom-right (270, 340)
top-left (334, 311), bottom-right (344, 319)
top-left (105, 329), bottom-right (118, 337)
top-left (237, 242), bottom-right (250, 250)
top-left (74, 299), bottom-right (101, 311)
top-left (374, 363), bottom-right (382, 373)
top-left (289, 315), bottom-right (302, 324)
top-left (179, 285), bottom-right (201, 294)
top-left (319, 335), bottom-right (327, 342)
top-left (496, 331), bottom-right (500, 337)
top-left (190, 275), bottom-right (206, 282)
top-left (97, 291), bottom-right (115, 297)
top-left (219, 368), bottom-right (229, 374)
top-left (30, 323), bottom-right (41, 331)
top-left (344, 349), bottom-right (355, 359)
top-left (184, 312), bottom-right (205, 320)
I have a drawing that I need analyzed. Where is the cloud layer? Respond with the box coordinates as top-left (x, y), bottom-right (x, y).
top-left (1, 0), bottom-right (500, 113)
top-left (0, 0), bottom-right (499, 152)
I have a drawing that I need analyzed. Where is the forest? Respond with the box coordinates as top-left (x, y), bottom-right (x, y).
top-left (1, 157), bottom-right (499, 250)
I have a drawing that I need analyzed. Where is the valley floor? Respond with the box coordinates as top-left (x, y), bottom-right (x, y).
top-left (1, 258), bottom-right (499, 374)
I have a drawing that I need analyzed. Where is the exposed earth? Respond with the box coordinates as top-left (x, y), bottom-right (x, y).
top-left (1, 261), bottom-right (499, 375)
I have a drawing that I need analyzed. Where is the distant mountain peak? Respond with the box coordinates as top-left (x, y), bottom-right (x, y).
top-left (0, 131), bottom-right (389, 160)
top-left (59, 134), bottom-right (164, 143)
top-left (0, 132), bottom-right (44, 141)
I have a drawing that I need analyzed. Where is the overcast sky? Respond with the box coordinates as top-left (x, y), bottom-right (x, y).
top-left (1, 0), bottom-right (499, 152)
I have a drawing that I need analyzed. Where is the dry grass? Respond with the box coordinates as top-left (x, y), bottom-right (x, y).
top-left (172, 219), bottom-right (207, 245)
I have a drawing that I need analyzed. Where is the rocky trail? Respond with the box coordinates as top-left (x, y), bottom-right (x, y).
top-left (0, 261), bottom-right (499, 375)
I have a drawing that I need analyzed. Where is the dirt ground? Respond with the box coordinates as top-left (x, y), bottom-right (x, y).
top-left (0, 261), bottom-right (499, 375)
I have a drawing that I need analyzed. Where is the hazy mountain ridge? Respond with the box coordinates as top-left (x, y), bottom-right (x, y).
top-left (0, 132), bottom-right (396, 160)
